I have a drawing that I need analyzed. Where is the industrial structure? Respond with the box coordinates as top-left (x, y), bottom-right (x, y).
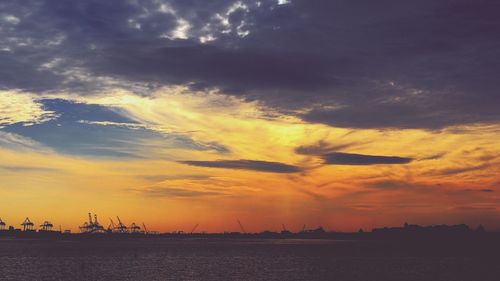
top-left (39, 221), bottom-right (54, 231)
top-left (0, 212), bottom-right (161, 236)
top-left (115, 217), bottom-right (128, 233)
top-left (129, 223), bottom-right (141, 233)
top-left (79, 213), bottom-right (105, 233)
top-left (21, 217), bottom-right (35, 231)
top-left (191, 224), bottom-right (199, 234)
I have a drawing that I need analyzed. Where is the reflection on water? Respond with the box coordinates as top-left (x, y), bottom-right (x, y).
top-left (0, 238), bottom-right (498, 281)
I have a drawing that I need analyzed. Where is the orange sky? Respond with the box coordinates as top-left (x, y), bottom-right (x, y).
top-left (1, 88), bottom-right (499, 232)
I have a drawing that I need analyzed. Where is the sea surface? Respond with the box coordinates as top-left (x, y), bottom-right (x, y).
top-left (0, 237), bottom-right (498, 281)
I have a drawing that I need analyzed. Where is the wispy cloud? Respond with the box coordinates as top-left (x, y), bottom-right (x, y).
top-left (139, 174), bottom-right (210, 182)
top-left (179, 159), bottom-right (302, 173)
top-left (0, 165), bottom-right (62, 173)
top-left (425, 163), bottom-right (492, 176)
top-left (0, 131), bottom-right (37, 149)
top-left (137, 186), bottom-right (225, 198)
top-left (0, 91), bottom-right (57, 127)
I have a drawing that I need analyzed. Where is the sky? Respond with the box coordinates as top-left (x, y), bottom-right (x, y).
top-left (1, 0), bottom-right (499, 232)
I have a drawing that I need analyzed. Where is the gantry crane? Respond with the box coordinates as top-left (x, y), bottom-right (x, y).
top-left (21, 217), bottom-right (34, 231)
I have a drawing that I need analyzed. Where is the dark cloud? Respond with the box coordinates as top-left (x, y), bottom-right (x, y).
top-left (139, 187), bottom-right (223, 198)
top-left (179, 159), bottom-right (302, 173)
top-left (460, 188), bottom-right (495, 193)
top-left (139, 174), bottom-right (210, 182)
top-left (369, 180), bottom-right (410, 189)
top-left (323, 152), bottom-right (412, 165)
top-left (419, 153), bottom-right (446, 161)
top-left (1, 0), bottom-right (500, 128)
top-left (295, 141), bottom-right (357, 155)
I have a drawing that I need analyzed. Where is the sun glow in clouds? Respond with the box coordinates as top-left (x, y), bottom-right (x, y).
top-left (0, 91), bottom-right (57, 127)
top-left (1, 0), bottom-right (500, 232)
top-left (1, 86), bottom-right (499, 231)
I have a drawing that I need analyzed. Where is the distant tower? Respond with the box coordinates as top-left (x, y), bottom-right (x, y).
top-left (21, 217), bottom-right (35, 231)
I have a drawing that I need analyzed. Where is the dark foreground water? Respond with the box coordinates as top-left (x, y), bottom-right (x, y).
top-left (0, 237), bottom-right (499, 281)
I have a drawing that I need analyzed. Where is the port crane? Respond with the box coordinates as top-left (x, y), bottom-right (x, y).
top-left (129, 222), bottom-right (141, 233)
top-left (39, 221), bottom-right (54, 231)
top-left (21, 217), bottom-right (34, 231)
top-left (281, 224), bottom-right (291, 234)
top-left (115, 216), bottom-right (128, 233)
top-left (0, 218), bottom-right (5, 230)
top-left (79, 213), bottom-right (105, 233)
top-left (108, 218), bottom-right (116, 231)
top-left (237, 219), bottom-right (246, 234)
top-left (190, 224), bottom-right (199, 234)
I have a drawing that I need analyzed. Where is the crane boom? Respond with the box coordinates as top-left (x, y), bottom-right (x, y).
top-left (237, 219), bottom-right (246, 234)
top-left (190, 223), bottom-right (199, 234)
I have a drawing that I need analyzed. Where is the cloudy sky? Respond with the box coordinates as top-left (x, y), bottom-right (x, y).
top-left (1, 0), bottom-right (499, 232)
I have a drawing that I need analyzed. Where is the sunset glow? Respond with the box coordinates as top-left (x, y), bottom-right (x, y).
top-left (1, 0), bottom-right (499, 233)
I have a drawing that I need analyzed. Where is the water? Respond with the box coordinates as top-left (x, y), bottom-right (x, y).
top-left (0, 238), bottom-right (498, 280)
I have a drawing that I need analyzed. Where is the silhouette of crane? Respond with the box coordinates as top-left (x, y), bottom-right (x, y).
top-left (39, 221), bottom-right (53, 231)
top-left (115, 216), bottom-right (128, 233)
top-left (108, 218), bottom-right (116, 231)
top-left (129, 222), bottom-right (141, 233)
top-left (281, 224), bottom-right (291, 234)
top-left (190, 223), bottom-right (199, 234)
top-left (0, 218), bottom-right (5, 231)
top-left (237, 219), bottom-right (246, 234)
top-left (79, 213), bottom-right (105, 233)
top-left (142, 223), bottom-right (148, 234)
top-left (21, 217), bottom-right (34, 231)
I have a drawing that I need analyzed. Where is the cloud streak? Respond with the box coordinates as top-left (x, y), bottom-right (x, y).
top-left (138, 187), bottom-right (224, 198)
top-left (323, 152), bottom-right (413, 165)
top-left (179, 159), bottom-right (302, 173)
